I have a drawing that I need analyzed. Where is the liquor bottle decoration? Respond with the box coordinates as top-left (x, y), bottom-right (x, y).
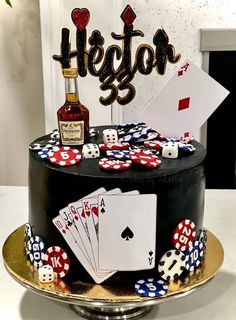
top-left (57, 68), bottom-right (89, 146)
top-left (53, 5), bottom-right (181, 106)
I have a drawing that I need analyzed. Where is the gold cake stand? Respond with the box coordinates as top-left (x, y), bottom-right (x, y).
top-left (2, 225), bottom-right (224, 320)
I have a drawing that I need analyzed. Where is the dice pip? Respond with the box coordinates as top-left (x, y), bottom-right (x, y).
top-left (82, 143), bottom-right (100, 159)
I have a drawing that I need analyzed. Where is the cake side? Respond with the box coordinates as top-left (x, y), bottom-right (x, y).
top-left (28, 127), bottom-right (206, 283)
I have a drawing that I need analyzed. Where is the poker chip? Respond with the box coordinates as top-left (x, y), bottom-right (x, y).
top-left (144, 140), bottom-right (165, 151)
top-left (129, 150), bottom-right (161, 168)
top-left (24, 223), bottom-right (32, 257)
top-left (158, 249), bottom-right (186, 281)
top-left (89, 128), bottom-right (99, 137)
top-left (178, 142), bottom-right (196, 157)
top-left (50, 129), bottom-right (60, 140)
top-left (99, 158), bottom-right (132, 171)
top-left (44, 246), bottom-right (70, 278)
top-left (38, 148), bottom-right (52, 160)
top-left (119, 126), bottom-right (158, 143)
top-left (172, 219), bottom-right (196, 251)
top-left (29, 138), bottom-right (60, 151)
top-left (28, 236), bottom-right (45, 268)
top-left (99, 142), bottom-right (130, 151)
top-left (106, 150), bottom-right (130, 160)
top-left (48, 146), bottom-right (81, 166)
top-left (117, 125), bottom-right (145, 136)
top-left (185, 240), bottom-right (204, 271)
top-left (117, 122), bottom-right (146, 130)
top-left (135, 278), bottom-right (168, 298)
top-left (198, 228), bottom-right (208, 248)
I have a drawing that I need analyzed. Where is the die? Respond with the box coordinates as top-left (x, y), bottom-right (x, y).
top-left (38, 265), bottom-right (54, 283)
top-left (162, 142), bottom-right (179, 158)
top-left (102, 129), bottom-right (118, 144)
top-left (82, 143), bottom-right (100, 159)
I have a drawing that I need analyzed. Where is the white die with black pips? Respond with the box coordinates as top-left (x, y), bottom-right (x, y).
top-left (162, 142), bottom-right (179, 159)
top-left (102, 129), bottom-right (118, 144)
top-left (38, 265), bottom-right (55, 283)
top-left (82, 143), bottom-right (100, 159)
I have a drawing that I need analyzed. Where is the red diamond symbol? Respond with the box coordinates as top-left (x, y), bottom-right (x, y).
top-left (74, 214), bottom-right (79, 221)
top-left (121, 5), bottom-right (136, 27)
top-left (178, 97), bottom-right (190, 111)
top-left (183, 132), bottom-right (190, 138)
top-left (178, 70), bottom-right (183, 77)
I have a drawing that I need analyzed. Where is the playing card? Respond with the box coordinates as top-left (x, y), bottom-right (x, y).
top-left (138, 59), bottom-right (229, 138)
top-left (68, 187), bottom-right (106, 238)
top-left (84, 190), bottom-right (140, 273)
top-left (98, 194), bottom-right (157, 271)
top-left (53, 215), bottom-right (114, 284)
top-left (82, 188), bottom-right (122, 275)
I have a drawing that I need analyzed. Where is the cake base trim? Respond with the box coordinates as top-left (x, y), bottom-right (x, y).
top-left (3, 225), bottom-right (223, 309)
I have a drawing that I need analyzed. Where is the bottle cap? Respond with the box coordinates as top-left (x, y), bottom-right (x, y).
top-left (63, 68), bottom-right (78, 78)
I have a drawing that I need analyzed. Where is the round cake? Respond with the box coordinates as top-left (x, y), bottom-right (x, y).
top-left (28, 126), bottom-right (206, 284)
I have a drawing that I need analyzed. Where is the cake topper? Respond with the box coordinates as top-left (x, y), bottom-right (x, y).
top-left (53, 5), bottom-right (181, 106)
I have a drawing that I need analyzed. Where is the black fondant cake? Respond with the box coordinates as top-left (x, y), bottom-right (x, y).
top-left (28, 126), bottom-right (206, 284)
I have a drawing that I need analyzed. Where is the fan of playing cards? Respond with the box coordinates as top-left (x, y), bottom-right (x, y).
top-left (53, 188), bottom-right (157, 284)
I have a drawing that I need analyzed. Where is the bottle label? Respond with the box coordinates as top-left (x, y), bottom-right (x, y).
top-left (59, 120), bottom-right (84, 145)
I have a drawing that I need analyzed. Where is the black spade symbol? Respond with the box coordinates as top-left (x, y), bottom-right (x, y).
top-left (149, 251), bottom-right (153, 256)
top-left (121, 227), bottom-right (134, 241)
top-left (101, 208), bottom-right (105, 214)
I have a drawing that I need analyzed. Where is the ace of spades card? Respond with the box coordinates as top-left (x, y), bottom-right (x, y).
top-left (138, 59), bottom-right (229, 139)
top-left (98, 194), bottom-right (157, 271)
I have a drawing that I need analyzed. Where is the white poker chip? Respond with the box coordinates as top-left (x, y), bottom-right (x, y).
top-left (185, 240), bottom-right (204, 271)
top-left (158, 249), bottom-right (186, 281)
top-left (135, 278), bottom-right (168, 298)
top-left (50, 129), bottom-right (60, 140)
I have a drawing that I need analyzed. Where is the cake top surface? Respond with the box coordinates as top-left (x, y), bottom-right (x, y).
top-left (29, 126), bottom-right (206, 179)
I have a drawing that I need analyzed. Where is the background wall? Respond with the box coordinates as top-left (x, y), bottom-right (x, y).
top-left (0, 0), bottom-right (44, 186)
top-left (2, 0), bottom-right (236, 186)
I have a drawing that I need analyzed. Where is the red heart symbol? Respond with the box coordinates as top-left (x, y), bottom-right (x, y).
top-left (71, 8), bottom-right (90, 31)
top-left (92, 206), bottom-right (98, 217)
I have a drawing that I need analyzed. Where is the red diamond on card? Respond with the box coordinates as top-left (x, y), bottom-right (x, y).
top-left (178, 97), bottom-right (190, 111)
top-left (121, 5), bottom-right (136, 27)
top-left (178, 70), bottom-right (184, 77)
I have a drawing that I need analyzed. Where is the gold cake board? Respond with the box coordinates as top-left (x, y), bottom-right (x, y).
top-left (2, 225), bottom-right (224, 320)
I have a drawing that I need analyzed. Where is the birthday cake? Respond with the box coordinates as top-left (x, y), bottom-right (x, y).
top-left (27, 125), bottom-right (206, 286)
top-left (24, 4), bottom-right (228, 297)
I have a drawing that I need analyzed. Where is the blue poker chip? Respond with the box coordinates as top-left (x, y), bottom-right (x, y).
top-left (178, 142), bottom-right (196, 156)
top-left (185, 240), bottom-right (204, 271)
top-left (117, 122), bottom-right (146, 130)
top-left (38, 148), bottom-right (52, 160)
top-left (106, 150), bottom-right (130, 160)
top-left (135, 278), bottom-right (168, 298)
top-left (28, 236), bottom-right (46, 268)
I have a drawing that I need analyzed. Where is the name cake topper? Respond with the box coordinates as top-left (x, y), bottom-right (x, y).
top-left (53, 5), bottom-right (181, 106)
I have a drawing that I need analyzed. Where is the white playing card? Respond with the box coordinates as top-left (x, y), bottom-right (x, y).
top-left (138, 59), bottom-right (229, 139)
top-left (98, 194), bottom-right (157, 271)
top-left (84, 190), bottom-right (139, 273)
top-left (68, 187), bottom-right (106, 238)
top-left (52, 215), bottom-right (114, 284)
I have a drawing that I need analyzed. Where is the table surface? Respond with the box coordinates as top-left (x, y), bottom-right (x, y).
top-left (0, 186), bottom-right (235, 320)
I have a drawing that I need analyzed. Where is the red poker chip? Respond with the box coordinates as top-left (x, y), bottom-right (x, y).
top-left (144, 140), bottom-right (165, 150)
top-left (129, 150), bottom-right (161, 168)
top-left (172, 219), bottom-right (196, 251)
top-left (44, 246), bottom-right (70, 278)
top-left (48, 146), bottom-right (81, 166)
top-left (99, 142), bottom-right (130, 151)
top-left (99, 158), bottom-right (132, 171)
